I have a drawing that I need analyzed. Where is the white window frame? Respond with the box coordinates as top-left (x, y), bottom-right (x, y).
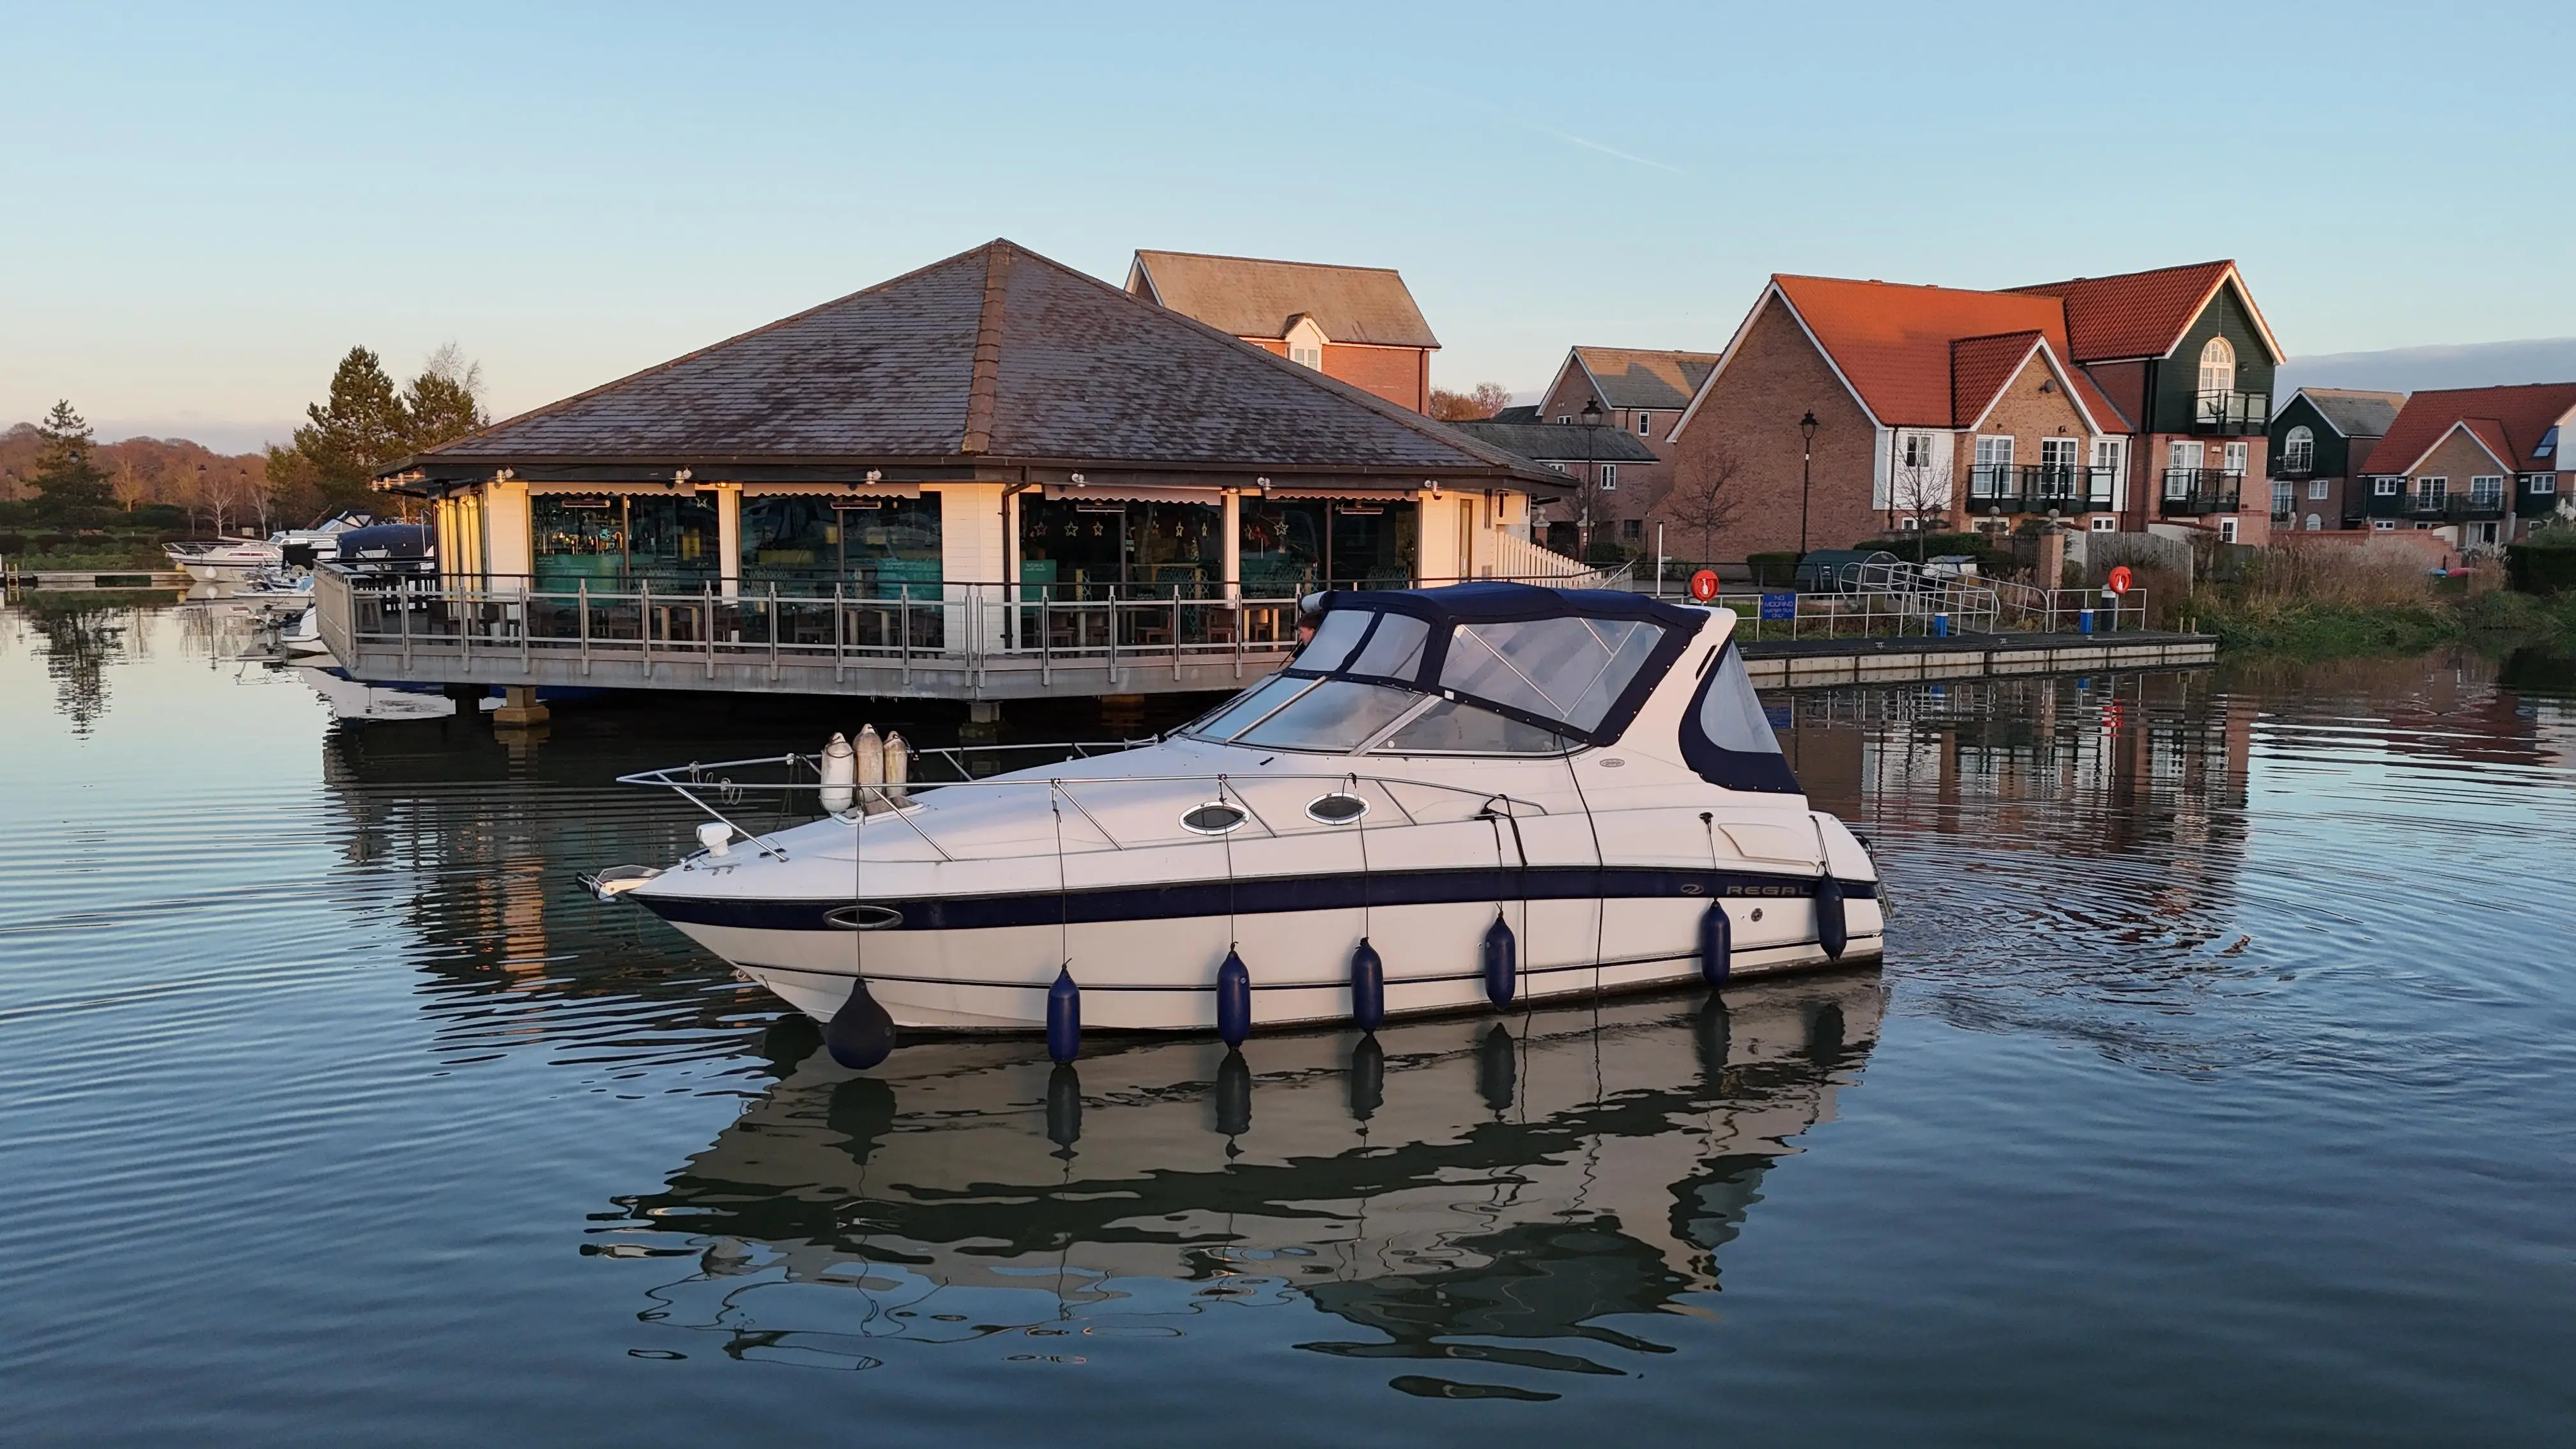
top-left (1972, 434), bottom-right (2014, 497)
top-left (2528, 472), bottom-right (2559, 495)
top-left (2281, 425), bottom-right (2314, 472)
top-left (2373, 477), bottom-right (2399, 496)
top-left (1636, 412), bottom-right (1652, 436)
top-left (2218, 516), bottom-right (2239, 543)
top-left (2089, 516), bottom-right (2117, 533)
top-left (2307, 480), bottom-right (2329, 500)
top-left (2223, 441), bottom-right (2249, 477)
top-left (2372, 518), bottom-right (2396, 531)
top-left (2199, 336), bottom-right (2236, 397)
top-left (1598, 463), bottom-right (1618, 491)
top-left (2470, 475), bottom-right (2505, 509)
top-left (2304, 514), bottom-right (2322, 531)
top-left (2416, 475), bottom-right (2448, 507)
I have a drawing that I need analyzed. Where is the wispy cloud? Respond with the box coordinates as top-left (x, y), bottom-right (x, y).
top-left (1538, 126), bottom-right (1687, 175)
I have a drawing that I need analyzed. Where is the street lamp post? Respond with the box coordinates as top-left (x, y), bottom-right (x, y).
top-left (1581, 397), bottom-right (1602, 558)
top-left (1797, 410), bottom-right (1819, 555)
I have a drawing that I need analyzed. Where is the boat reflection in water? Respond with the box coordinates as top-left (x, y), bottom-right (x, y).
top-left (601, 971), bottom-right (1880, 1390)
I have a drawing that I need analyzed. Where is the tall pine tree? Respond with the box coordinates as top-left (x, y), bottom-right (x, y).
top-left (402, 342), bottom-right (489, 452)
top-left (31, 400), bottom-right (113, 519)
top-left (291, 347), bottom-right (411, 509)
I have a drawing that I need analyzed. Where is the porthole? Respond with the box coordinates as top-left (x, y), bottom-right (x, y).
top-left (824, 903), bottom-right (905, 931)
top-left (1305, 792), bottom-right (1369, 825)
top-left (1181, 802), bottom-right (1249, 836)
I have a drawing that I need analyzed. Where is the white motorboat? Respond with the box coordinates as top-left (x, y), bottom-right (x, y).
top-left (164, 537), bottom-right (283, 581)
top-left (165, 510), bottom-right (376, 581)
top-left (606, 583), bottom-right (1883, 1060)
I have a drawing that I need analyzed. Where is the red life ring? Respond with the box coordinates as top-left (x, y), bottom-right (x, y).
top-left (1689, 569), bottom-right (1721, 602)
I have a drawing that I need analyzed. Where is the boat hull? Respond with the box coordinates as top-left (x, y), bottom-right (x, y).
top-left (654, 885), bottom-right (1885, 1031)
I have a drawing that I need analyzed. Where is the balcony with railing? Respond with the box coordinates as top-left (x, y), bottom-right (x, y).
top-left (2160, 468), bottom-right (2243, 516)
top-left (2409, 491), bottom-right (2507, 523)
top-left (1965, 464), bottom-right (2117, 514)
top-left (2189, 390), bottom-right (2270, 434)
top-left (2269, 448), bottom-right (2315, 479)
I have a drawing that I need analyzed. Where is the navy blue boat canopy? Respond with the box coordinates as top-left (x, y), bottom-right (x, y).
top-left (1285, 583), bottom-right (1701, 745)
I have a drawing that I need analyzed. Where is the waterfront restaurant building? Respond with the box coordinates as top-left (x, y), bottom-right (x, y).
top-left (355, 240), bottom-right (1579, 702)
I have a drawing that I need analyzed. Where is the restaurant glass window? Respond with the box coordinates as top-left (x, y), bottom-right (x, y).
top-left (741, 493), bottom-right (942, 599)
top-left (625, 494), bottom-right (722, 583)
top-left (1018, 498), bottom-right (1221, 599)
top-left (1326, 501), bottom-right (1417, 589)
top-left (1236, 498), bottom-right (1419, 593)
top-left (531, 494), bottom-right (625, 588)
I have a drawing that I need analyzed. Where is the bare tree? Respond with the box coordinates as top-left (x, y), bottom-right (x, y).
top-left (1887, 450), bottom-right (1952, 538)
top-left (1429, 381), bottom-right (1515, 422)
top-left (1657, 446), bottom-right (1746, 563)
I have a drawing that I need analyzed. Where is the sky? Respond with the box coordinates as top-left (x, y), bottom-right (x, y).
top-left (5, 1), bottom-right (2572, 453)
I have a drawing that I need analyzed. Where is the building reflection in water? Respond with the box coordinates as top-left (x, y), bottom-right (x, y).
top-left (599, 976), bottom-right (1882, 1393)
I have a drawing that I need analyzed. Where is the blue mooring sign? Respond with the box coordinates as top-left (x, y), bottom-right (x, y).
top-left (1758, 592), bottom-right (1797, 621)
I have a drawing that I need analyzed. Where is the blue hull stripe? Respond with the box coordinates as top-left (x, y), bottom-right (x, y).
top-left (638, 865), bottom-right (1878, 933)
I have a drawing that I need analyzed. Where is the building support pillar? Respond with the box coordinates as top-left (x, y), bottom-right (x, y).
top-left (494, 685), bottom-right (549, 729)
top-left (714, 482), bottom-right (742, 599)
top-left (1222, 489), bottom-right (1242, 603)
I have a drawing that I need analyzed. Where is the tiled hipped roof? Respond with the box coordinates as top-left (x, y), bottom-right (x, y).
top-left (399, 240), bottom-right (1552, 486)
top-left (2363, 383), bottom-right (2576, 476)
top-left (1769, 275), bottom-right (2124, 430)
top-left (1130, 250), bottom-right (1440, 348)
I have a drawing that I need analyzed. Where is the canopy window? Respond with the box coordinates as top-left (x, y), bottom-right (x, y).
top-left (1267, 583), bottom-right (1698, 747)
top-left (1676, 642), bottom-right (1802, 795)
top-left (1438, 616), bottom-right (1664, 735)
top-left (741, 494), bottom-right (942, 599)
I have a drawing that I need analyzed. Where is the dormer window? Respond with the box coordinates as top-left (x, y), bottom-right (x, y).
top-left (1284, 315), bottom-right (1328, 372)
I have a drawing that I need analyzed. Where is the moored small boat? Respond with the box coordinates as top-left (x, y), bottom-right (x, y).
top-left (607, 583), bottom-right (1885, 1052)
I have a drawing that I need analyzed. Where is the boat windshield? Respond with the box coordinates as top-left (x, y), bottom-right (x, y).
top-left (1234, 680), bottom-right (1420, 751)
top-left (1376, 698), bottom-right (1572, 756)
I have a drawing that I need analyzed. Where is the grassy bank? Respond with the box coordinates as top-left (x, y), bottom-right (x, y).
top-left (2179, 565), bottom-right (2576, 661)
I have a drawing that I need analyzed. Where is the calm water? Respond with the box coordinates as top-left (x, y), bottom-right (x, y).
top-left (4, 601), bottom-right (2573, 1446)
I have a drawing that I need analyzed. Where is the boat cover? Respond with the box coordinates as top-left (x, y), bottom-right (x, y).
top-left (1294, 583), bottom-right (1702, 745)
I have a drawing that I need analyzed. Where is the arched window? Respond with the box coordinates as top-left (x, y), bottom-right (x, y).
top-left (2304, 513), bottom-right (2322, 531)
top-left (2198, 337), bottom-right (2235, 397)
top-left (2281, 425), bottom-right (2314, 473)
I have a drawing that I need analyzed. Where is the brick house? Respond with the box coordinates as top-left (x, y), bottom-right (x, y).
top-left (2354, 383), bottom-right (2576, 549)
top-left (1662, 275), bottom-right (2129, 557)
top-left (1126, 250), bottom-right (1438, 412)
top-left (1529, 348), bottom-right (1719, 551)
top-left (2267, 387), bottom-right (2405, 532)
top-left (2008, 261), bottom-right (2283, 544)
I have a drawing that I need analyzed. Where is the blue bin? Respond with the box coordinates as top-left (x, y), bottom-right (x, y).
top-left (2078, 608), bottom-right (2096, 635)
top-left (1931, 613), bottom-right (1950, 638)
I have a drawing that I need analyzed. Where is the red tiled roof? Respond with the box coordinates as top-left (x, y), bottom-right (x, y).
top-left (1950, 332), bottom-right (2043, 428)
top-left (1770, 275), bottom-right (2123, 430)
top-left (2362, 383), bottom-right (2576, 475)
top-left (2007, 261), bottom-right (2279, 364)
